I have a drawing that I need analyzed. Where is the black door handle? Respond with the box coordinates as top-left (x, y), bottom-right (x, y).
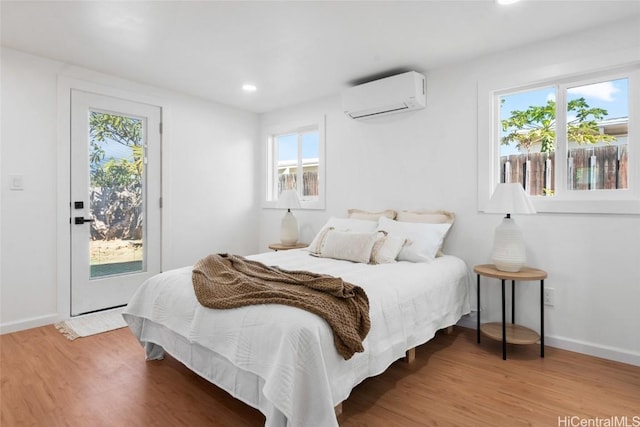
top-left (74, 217), bottom-right (95, 225)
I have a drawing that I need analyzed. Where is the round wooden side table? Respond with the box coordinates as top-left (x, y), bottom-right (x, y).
top-left (474, 264), bottom-right (547, 360)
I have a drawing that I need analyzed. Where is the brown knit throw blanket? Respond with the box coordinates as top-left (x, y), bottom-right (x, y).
top-left (192, 253), bottom-right (370, 360)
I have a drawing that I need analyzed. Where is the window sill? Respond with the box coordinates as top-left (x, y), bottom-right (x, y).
top-left (262, 200), bottom-right (325, 211)
top-left (530, 197), bottom-right (640, 215)
top-left (479, 183), bottom-right (640, 215)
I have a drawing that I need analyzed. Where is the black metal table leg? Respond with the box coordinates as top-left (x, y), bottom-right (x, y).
top-left (477, 274), bottom-right (481, 343)
top-left (511, 280), bottom-right (515, 324)
top-left (541, 279), bottom-right (545, 358)
top-left (501, 279), bottom-right (506, 360)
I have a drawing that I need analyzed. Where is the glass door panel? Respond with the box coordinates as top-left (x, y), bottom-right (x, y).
top-left (88, 111), bottom-right (145, 278)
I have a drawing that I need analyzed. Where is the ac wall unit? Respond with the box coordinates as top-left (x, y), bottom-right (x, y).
top-left (341, 71), bottom-right (426, 119)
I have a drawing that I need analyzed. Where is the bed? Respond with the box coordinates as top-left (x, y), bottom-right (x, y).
top-left (123, 213), bottom-right (471, 426)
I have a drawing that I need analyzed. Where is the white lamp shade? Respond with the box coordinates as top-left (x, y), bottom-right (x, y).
top-left (484, 183), bottom-right (536, 215)
top-left (277, 189), bottom-right (301, 210)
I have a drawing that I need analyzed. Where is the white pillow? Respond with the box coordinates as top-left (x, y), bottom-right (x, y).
top-left (370, 232), bottom-right (406, 264)
top-left (396, 209), bottom-right (455, 256)
top-left (319, 230), bottom-right (378, 263)
top-left (307, 217), bottom-right (378, 254)
top-left (377, 216), bottom-right (451, 263)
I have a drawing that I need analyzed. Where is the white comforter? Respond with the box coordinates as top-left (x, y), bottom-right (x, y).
top-left (123, 250), bottom-right (471, 427)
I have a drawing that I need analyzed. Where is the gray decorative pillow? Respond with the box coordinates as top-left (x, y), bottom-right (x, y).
top-left (318, 230), bottom-right (378, 263)
top-left (370, 231), bottom-right (406, 264)
top-left (307, 217), bottom-right (379, 254)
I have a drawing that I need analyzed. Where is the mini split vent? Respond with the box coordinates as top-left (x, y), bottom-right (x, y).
top-left (341, 71), bottom-right (426, 119)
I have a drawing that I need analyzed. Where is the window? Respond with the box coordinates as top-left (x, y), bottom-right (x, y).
top-left (479, 64), bottom-right (640, 214)
top-left (498, 85), bottom-right (558, 196)
top-left (265, 117), bottom-right (325, 209)
top-left (566, 79), bottom-right (628, 192)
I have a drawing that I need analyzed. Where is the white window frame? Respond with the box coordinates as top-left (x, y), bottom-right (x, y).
top-left (263, 115), bottom-right (326, 210)
top-left (478, 53), bottom-right (640, 215)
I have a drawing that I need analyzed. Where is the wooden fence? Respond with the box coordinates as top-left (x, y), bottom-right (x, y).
top-left (280, 146), bottom-right (627, 198)
top-left (278, 172), bottom-right (319, 196)
top-left (500, 145), bottom-right (628, 195)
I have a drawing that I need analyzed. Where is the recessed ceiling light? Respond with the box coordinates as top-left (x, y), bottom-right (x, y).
top-left (242, 84), bottom-right (257, 92)
top-left (497, 0), bottom-right (520, 4)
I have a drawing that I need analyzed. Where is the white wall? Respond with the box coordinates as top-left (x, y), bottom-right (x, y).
top-left (258, 18), bottom-right (640, 365)
top-left (0, 47), bottom-right (259, 332)
top-left (2, 18), bottom-right (638, 365)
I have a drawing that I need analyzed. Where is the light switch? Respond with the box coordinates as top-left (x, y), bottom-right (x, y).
top-left (9, 174), bottom-right (24, 191)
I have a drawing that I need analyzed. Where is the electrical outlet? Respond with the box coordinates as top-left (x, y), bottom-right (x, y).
top-left (9, 174), bottom-right (24, 191)
top-left (544, 288), bottom-right (555, 306)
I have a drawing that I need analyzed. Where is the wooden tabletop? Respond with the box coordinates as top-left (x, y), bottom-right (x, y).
top-left (473, 264), bottom-right (547, 280)
top-left (268, 243), bottom-right (308, 251)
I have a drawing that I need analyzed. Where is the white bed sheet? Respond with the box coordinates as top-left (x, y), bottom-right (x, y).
top-left (123, 250), bottom-right (471, 427)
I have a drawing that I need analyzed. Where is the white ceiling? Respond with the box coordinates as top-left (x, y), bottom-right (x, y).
top-left (2, 1), bottom-right (639, 113)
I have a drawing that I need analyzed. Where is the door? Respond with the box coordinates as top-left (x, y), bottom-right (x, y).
top-left (70, 90), bottom-right (161, 316)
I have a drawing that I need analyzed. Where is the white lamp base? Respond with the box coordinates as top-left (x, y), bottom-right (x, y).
top-left (280, 210), bottom-right (299, 245)
top-left (492, 216), bottom-right (526, 272)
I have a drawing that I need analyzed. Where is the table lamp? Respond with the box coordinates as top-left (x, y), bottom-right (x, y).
top-left (277, 189), bottom-right (301, 245)
top-left (484, 183), bottom-right (536, 272)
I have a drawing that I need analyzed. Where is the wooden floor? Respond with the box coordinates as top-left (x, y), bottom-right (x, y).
top-left (2, 325), bottom-right (639, 426)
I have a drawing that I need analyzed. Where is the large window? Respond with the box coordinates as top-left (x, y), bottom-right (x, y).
top-left (265, 117), bottom-right (325, 209)
top-left (498, 77), bottom-right (628, 196)
top-left (479, 64), bottom-right (640, 214)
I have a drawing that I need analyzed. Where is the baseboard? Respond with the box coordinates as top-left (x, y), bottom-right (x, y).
top-left (0, 313), bottom-right (60, 335)
top-left (456, 312), bottom-right (640, 367)
top-left (544, 336), bottom-right (640, 367)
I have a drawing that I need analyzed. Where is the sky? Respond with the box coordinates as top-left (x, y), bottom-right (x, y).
top-left (89, 113), bottom-right (142, 168)
top-left (277, 132), bottom-right (319, 162)
top-left (499, 78), bottom-right (628, 156)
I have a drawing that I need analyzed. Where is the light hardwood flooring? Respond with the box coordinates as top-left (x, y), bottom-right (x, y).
top-left (2, 325), bottom-right (638, 426)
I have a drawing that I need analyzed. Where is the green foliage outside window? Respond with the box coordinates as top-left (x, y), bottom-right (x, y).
top-left (501, 97), bottom-right (616, 154)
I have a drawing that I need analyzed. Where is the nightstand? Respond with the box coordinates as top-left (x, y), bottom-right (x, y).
top-left (268, 243), bottom-right (307, 251)
top-left (474, 264), bottom-right (547, 360)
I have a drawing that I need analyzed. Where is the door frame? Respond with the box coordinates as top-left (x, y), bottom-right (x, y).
top-left (57, 76), bottom-right (169, 319)
top-left (70, 89), bottom-right (162, 315)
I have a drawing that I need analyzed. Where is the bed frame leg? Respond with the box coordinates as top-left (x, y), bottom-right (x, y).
top-left (334, 402), bottom-right (343, 417)
top-left (404, 347), bottom-right (416, 363)
top-left (404, 328), bottom-right (452, 364)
